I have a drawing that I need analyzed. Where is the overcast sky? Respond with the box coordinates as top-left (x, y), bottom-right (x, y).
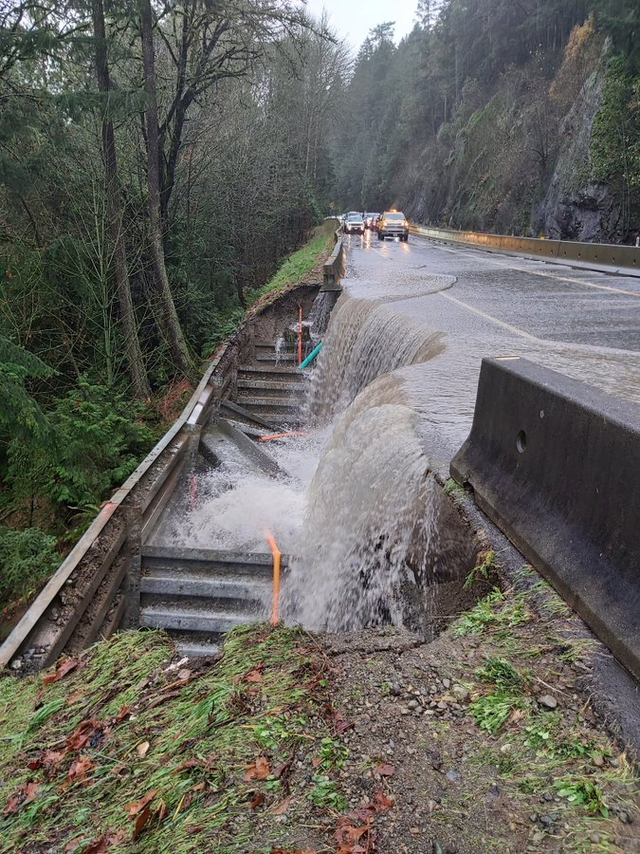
top-left (304, 0), bottom-right (420, 52)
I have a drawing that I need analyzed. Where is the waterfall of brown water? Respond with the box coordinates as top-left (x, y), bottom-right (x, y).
top-left (283, 373), bottom-right (476, 634)
top-left (306, 292), bottom-right (445, 423)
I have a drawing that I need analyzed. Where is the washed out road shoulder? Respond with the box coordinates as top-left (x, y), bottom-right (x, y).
top-left (0, 592), bottom-right (638, 853)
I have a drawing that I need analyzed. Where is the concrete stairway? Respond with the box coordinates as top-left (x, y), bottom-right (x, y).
top-left (255, 340), bottom-right (296, 365)
top-left (235, 357), bottom-right (308, 428)
top-left (139, 545), bottom-right (285, 658)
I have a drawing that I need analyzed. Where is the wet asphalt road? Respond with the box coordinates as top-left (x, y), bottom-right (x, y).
top-left (341, 230), bottom-right (640, 468)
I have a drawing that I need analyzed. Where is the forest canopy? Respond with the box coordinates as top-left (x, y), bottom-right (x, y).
top-left (1, 0), bottom-right (638, 611)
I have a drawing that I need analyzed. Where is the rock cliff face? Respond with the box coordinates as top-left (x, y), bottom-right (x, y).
top-left (403, 41), bottom-right (637, 244)
top-left (534, 65), bottom-right (624, 242)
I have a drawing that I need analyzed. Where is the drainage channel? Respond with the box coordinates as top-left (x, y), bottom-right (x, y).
top-left (145, 285), bottom-right (485, 658)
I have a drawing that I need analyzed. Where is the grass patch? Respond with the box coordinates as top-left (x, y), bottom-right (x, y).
top-left (476, 657), bottom-right (526, 691)
top-left (554, 776), bottom-right (609, 817)
top-left (463, 549), bottom-right (498, 590)
top-left (470, 692), bottom-right (527, 736)
top-left (251, 225), bottom-right (334, 302)
top-left (453, 589), bottom-right (532, 637)
top-left (203, 224), bottom-right (334, 356)
top-left (0, 625), bottom-right (347, 853)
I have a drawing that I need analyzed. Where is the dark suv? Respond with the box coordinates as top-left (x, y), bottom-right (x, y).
top-left (377, 211), bottom-right (409, 241)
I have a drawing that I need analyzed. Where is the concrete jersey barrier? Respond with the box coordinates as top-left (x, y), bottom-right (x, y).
top-left (451, 357), bottom-right (640, 682)
top-left (410, 224), bottom-right (640, 274)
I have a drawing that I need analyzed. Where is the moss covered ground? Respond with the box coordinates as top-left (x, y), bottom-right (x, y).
top-left (0, 625), bottom-right (351, 853)
top-left (1, 577), bottom-right (638, 853)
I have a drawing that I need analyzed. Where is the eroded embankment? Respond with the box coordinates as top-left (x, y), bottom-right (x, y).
top-left (0, 596), bottom-right (638, 854)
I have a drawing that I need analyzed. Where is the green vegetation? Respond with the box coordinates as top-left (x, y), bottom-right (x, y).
top-left (453, 577), bottom-right (638, 843)
top-left (0, 625), bottom-right (352, 853)
top-left (453, 589), bottom-right (533, 637)
top-left (592, 56), bottom-right (640, 197)
top-left (471, 692), bottom-right (528, 736)
top-left (1, 1), bottom-right (341, 616)
top-left (203, 226), bottom-right (334, 356)
top-left (464, 549), bottom-right (498, 590)
top-left (0, 527), bottom-right (59, 604)
top-left (554, 777), bottom-right (610, 816)
top-left (332, 1), bottom-right (639, 240)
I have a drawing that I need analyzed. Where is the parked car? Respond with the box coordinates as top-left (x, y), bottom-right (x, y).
top-left (343, 212), bottom-right (365, 235)
top-left (377, 210), bottom-right (409, 241)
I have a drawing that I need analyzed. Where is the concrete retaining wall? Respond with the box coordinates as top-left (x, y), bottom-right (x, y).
top-left (451, 357), bottom-right (640, 682)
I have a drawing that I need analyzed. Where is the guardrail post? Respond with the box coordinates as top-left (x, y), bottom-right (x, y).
top-left (120, 499), bottom-right (143, 630)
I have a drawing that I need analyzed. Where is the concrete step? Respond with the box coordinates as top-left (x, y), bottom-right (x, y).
top-left (256, 352), bottom-right (296, 364)
top-left (171, 633), bottom-right (222, 659)
top-left (238, 396), bottom-right (301, 411)
top-left (140, 573), bottom-right (271, 602)
top-left (140, 603), bottom-right (258, 634)
top-left (239, 411), bottom-right (303, 427)
top-left (238, 364), bottom-right (301, 378)
top-left (141, 546), bottom-right (284, 579)
top-left (237, 378), bottom-right (306, 395)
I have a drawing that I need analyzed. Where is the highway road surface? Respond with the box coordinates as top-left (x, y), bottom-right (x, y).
top-left (341, 231), bottom-right (640, 471)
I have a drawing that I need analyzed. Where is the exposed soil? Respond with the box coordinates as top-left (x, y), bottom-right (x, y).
top-left (1, 573), bottom-right (638, 854)
top-left (328, 591), bottom-right (640, 853)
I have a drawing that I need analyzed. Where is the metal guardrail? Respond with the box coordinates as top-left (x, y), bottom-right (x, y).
top-left (0, 343), bottom-right (232, 671)
top-left (410, 224), bottom-right (640, 273)
top-left (1, 235), bottom-right (342, 672)
top-left (323, 228), bottom-right (346, 290)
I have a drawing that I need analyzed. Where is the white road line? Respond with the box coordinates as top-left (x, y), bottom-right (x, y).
top-left (417, 237), bottom-right (640, 297)
top-left (438, 291), bottom-right (543, 342)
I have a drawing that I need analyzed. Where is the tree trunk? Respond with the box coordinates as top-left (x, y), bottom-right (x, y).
top-left (91, 0), bottom-right (151, 399)
top-left (139, 0), bottom-right (191, 374)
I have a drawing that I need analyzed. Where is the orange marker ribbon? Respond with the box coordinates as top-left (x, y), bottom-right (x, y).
top-left (265, 531), bottom-right (282, 626)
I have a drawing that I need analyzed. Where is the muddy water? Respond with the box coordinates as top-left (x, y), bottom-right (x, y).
top-left (167, 238), bottom-right (640, 635)
top-left (306, 293), bottom-right (446, 422)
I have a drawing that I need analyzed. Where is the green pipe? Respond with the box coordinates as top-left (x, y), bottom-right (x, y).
top-left (299, 341), bottom-right (323, 370)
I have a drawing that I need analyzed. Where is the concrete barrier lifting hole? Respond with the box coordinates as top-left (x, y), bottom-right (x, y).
top-left (451, 357), bottom-right (640, 683)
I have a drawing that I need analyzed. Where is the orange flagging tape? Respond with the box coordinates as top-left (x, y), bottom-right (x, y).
top-left (265, 532), bottom-right (282, 625)
top-left (257, 431), bottom-right (307, 442)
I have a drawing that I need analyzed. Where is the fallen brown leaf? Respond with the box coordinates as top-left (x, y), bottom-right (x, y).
top-left (133, 804), bottom-right (152, 841)
top-left (66, 718), bottom-right (105, 753)
top-left (373, 790), bottom-right (394, 812)
top-left (146, 690), bottom-right (182, 711)
top-left (64, 756), bottom-right (95, 789)
top-left (507, 708), bottom-right (527, 726)
top-left (272, 759), bottom-right (292, 780)
top-left (113, 705), bottom-right (131, 723)
top-left (334, 711), bottom-right (354, 735)
top-left (373, 762), bottom-right (395, 777)
top-left (269, 796), bottom-right (292, 816)
top-left (125, 789), bottom-right (158, 817)
top-left (249, 790), bottom-right (265, 810)
top-left (136, 741), bottom-right (150, 758)
top-left (244, 755), bottom-right (270, 781)
top-left (336, 823), bottom-right (369, 844)
top-left (43, 657), bottom-right (78, 685)
top-left (76, 829), bottom-right (127, 854)
top-left (2, 781), bottom-right (41, 815)
top-left (173, 756), bottom-right (216, 773)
